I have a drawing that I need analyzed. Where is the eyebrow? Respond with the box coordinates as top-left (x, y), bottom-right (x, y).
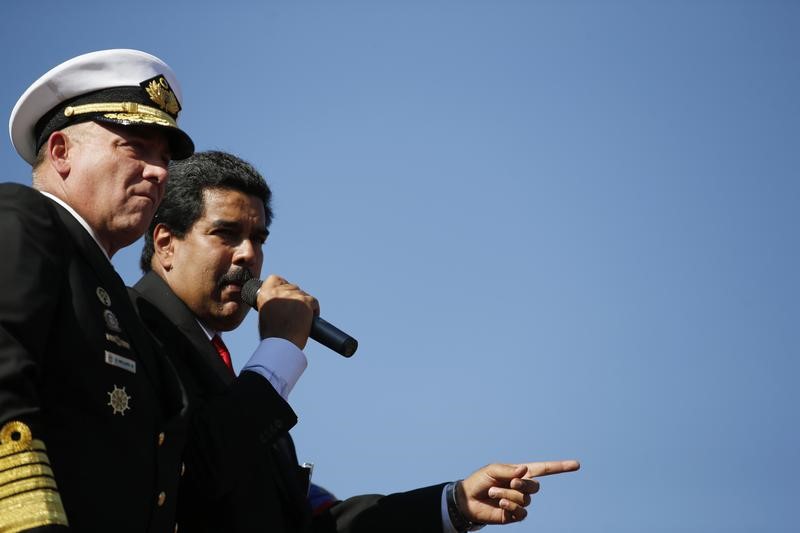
top-left (209, 219), bottom-right (238, 230)
top-left (120, 126), bottom-right (166, 144)
top-left (118, 127), bottom-right (171, 155)
top-left (209, 219), bottom-right (269, 237)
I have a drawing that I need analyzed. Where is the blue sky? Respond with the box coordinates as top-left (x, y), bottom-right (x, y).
top-left (2, 1), bottom-right (798, 531)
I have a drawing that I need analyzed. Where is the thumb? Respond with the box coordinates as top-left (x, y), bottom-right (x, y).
top-left (483, 463), bottom-right (529, 482)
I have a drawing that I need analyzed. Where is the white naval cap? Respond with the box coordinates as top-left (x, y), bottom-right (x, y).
top-left (9, 48), bottom-right (194, 165)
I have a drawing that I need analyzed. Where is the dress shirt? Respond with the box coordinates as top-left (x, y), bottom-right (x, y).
top-left (195, 320), bottom-right (307, 401)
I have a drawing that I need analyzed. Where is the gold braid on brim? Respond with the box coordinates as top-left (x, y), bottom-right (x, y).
top-left (64, 101), bottom-right (177, 128)
top-left (0, 421), bottom-right (69, 531)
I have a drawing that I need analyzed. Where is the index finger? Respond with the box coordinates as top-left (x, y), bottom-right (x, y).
top-left (523, 459), bottom-right (580, 478)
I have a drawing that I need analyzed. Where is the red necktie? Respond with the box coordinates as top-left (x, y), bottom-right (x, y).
top-left (211, 334), bottom-right (234, 374)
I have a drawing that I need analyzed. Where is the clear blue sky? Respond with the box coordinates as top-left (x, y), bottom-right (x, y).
top-left (2, 1), bottom-right (797, 531)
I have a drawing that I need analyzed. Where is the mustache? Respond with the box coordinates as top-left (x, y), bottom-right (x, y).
top-left (217, 267), bottom-right (254, 289)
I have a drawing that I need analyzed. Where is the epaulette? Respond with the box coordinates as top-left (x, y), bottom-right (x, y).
top-left (0, 420), bottom-right (69, 531)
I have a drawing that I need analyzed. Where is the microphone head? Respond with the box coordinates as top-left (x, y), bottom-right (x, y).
top-left (240, 279), bottom-right (262, 308)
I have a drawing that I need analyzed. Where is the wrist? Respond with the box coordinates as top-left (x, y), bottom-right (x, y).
top-left (445, 481), bottom-right (484, 532)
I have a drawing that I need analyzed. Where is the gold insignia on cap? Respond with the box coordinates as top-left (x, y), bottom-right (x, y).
top-left (107, 385), bottom-right (131, 416)
top-left (63, 102), bottom-right (177, 128)
top-left (0, 421), bottom-right (69, 529)
top-left (145, 76), bottom-right (180, 115)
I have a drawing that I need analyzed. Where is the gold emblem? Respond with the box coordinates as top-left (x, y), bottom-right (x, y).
top-left (145, 76), bottom-right (180, 115)
top-left (107, 385), bottom-right (131, 416)
top-left (96, 287), bottom-right (111, 307)
top-left (64, 102), bottom-right (177, 127)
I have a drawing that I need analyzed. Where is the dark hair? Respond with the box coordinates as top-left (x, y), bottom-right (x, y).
top-left (140, 150), bottom-right (272, 272)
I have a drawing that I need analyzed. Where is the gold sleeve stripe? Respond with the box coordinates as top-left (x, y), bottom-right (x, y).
top-left (0, 421), bottom-right (68, 529)
top-left (0, 450), bottom-right (51, 472)
top-left (0, 474), bottom-right (58, 500)
top-left (0, 463), bottom-right (56, 488)
top-left (0, 490), bottom-right (69, 533)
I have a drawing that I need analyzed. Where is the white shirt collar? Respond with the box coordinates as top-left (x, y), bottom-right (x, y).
top-left (196, 319), bottom-right (217, 342)
top-left (39, 190), bottom-right (111, 261)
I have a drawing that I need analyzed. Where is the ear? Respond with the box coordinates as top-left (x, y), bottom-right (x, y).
top-left (47, 131), bottom-right (72, 177)
top-left (152, 224), bottom-right (176, 272)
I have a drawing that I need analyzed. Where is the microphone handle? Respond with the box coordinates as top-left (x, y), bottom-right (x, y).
top-left (311, 316), bottom-right (358, 358)
top-left (241, 279), bottom-right (357, 357)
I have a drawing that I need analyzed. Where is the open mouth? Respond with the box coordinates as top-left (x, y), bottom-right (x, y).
top-left (220, 281), bottom-right (244, 293)
top-left (219, 280), bottom-right (248, 303)
top-left (217, 285), bottom-right (244, 307)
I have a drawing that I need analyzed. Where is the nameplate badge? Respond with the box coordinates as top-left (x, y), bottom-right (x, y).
top-left (105, 351), bottom-right (136, 374)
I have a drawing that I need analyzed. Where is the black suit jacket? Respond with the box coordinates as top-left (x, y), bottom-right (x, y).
top-left (0, 184), bottom-right (188, 532)
top-left (131, 271), bottom-right (446, 533)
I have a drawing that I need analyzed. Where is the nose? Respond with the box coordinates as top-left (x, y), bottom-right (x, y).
top-left (232, 238), bottom-right (258, 268)
top-left (143, 160), bottom-right (169, 185)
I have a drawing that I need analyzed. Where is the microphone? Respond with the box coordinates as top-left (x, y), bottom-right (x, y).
top-left (240, 279), bottom-right (358, 358)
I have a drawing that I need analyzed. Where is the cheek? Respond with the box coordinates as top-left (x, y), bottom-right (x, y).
top-left (209, 253), bottom-right (236, 285)
top-left (175, 248), bottom-right (212, 282)
top-left (154, 180), bottom-right (167, 203)
top-left (203, 262), bottom-right (224, 285)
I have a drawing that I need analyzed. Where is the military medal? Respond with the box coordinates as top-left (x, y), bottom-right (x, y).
top-left (107, 385), bottom-right (131, 416)
top-left (103, 309), bottom-right (121, 332)
top-left (106, 333), bottom-right (130, 349)
top-left (96, 286), bottom-right (111, 307)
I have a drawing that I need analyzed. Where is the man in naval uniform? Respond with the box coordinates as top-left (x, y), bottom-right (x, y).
top-left (0, 49), bottom-right (194, 532)
top-left (131, 150), bottom-right (580, 532)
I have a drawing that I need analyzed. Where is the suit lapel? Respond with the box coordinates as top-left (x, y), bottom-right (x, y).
top-left (48, 200), bottom-right (167, 398)
top-left (134, 271), bottom-right (236, 386)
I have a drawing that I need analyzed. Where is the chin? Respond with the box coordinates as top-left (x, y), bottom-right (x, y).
top-left (114, 215), bottom-right (152, 246)
top-left (213, 307), bottom-right (249, 332)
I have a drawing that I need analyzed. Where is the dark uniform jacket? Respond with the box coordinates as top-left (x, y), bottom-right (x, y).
top-left (0, 184), bottom-right (188, 532)
top-left (131, 270), bottom-right (446, 533)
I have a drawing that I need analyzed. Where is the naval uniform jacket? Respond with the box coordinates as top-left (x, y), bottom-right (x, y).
top-left (0, 184), bottom-right (188, 532)
top-left (131, 271), bottom-right (446, 533)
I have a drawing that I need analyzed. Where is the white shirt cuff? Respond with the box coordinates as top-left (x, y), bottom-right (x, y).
top-left (241, 337), bottom-right (307, 400)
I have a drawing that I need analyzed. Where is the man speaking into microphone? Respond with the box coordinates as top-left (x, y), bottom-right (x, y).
top-left (130, 150), bottom-right (580, 533)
